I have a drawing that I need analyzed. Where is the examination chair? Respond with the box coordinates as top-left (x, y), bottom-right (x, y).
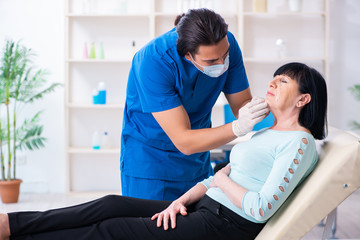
top-left (255, 126), bottom-right (360, 240)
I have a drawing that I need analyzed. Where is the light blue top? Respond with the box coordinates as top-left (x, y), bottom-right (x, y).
top-left (200, 128), bottom-right (318, 223)
top-left (121, 27), bottom-right (249, 182)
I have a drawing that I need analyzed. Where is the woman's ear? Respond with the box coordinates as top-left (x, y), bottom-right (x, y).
top-left (296, 93), bottom-right (311, 108)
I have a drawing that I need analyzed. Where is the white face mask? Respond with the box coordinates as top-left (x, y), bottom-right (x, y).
top-left (190, 54), bottom-right (229, 78)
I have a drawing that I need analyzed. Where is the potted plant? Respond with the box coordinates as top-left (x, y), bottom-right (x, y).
top-left (0, 39), bottom-right (61, 203)
top-left (349, 84), bottom-right (360, 130)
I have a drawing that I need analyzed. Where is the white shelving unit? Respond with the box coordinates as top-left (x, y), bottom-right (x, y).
top-left (65, 0), bottom-right (329, 192)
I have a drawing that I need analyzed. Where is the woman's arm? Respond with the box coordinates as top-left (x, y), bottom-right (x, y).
top-left (209, 165), bottom-right (248, 209)
top-left (241, 136), bottom-right (317, 222)
top-left (210, 135), bottom-right (317, 223)
top-left (151, 183), bottom-right (207, 230)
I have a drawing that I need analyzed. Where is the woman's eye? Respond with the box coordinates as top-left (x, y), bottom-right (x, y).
top-left (281, 79), bottom-right (287, 83)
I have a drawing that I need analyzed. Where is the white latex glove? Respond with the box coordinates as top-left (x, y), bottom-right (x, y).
top-left (232, 97), bottom-right (269, 137)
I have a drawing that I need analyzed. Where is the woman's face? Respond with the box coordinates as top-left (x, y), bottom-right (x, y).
top-left (265, 74), bottom-right (301, 111)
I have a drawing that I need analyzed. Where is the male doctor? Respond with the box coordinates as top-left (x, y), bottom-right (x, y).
top-left (120, 9), bottom-right (269, 201)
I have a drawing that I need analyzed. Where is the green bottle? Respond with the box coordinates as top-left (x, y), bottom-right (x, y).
top-left (98, 42), bottom-right (105, 59)
top-left (89, 42), bottom-right (96, 59)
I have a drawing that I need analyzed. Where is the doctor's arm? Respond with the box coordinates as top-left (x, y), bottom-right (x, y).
top-left (152, 104), bottom-right (236, 155)
top-left (152, 87), bottom-right (267, 155)
top-left (225, 88), bottom-right (252, 118)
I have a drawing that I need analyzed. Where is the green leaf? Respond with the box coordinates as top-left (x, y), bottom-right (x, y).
top-left (350, 121), bottom-right (360, 130)
top-left (349, 85), bottom-right (360, 101)
top-left (17, 125), bottom-right (47, 151)
top-left (24, 82), bottom-right (62, 103)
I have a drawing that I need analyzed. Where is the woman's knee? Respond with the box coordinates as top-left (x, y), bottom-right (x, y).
top-left (100, 194), bottom-right (122, 205)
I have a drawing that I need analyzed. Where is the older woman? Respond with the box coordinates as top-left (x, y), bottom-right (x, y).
top-left (0, 62), bottom-right (327, 240)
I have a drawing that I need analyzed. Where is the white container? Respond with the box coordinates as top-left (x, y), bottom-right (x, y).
top-left (102, 131), bottom-right (110, 149)
top-left (288, 0), bottom-right (302, 12)
top-left (92, 131), bottom-right (101, 150)
top-left (275, 38), bottom-right (286, 59)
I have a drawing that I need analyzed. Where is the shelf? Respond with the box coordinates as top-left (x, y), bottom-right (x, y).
top-left (66, 13), bottom-right (150, 18)
top-left (154, 12), bottom-right (237, 18)
top-left (68, 147), bottom-right (121, 154)
top-left (65, 0), bottom-right (329, 192)
top-left (243, 57), bottom-right (326, 63)
top-left (66, 59), bottom-right (131, 63)
top-left (67, 103), bottom-right (125, 109)
top-left (154, 12), bottom-right (179, 17)
top-left (242, 12), bottom-right (326, 17)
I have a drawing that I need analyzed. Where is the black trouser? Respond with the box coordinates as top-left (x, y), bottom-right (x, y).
top-left (8, 194), bottom-right (265, 240)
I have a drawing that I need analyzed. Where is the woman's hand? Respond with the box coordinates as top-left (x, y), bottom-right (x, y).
top-left (209, 164), bottom-right (231, 188)
top-left (151, 200), bottom-right (188, 230)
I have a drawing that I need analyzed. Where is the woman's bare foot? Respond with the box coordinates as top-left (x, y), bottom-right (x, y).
top-left (0, 213), bottom-right (10, 240)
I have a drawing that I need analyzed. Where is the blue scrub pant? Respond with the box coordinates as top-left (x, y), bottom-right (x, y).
top-left (121, 173), bottom-right (209, 201)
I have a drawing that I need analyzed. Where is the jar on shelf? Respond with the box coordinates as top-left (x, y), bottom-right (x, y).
top-left (253, 0), bottom-right (267, 13)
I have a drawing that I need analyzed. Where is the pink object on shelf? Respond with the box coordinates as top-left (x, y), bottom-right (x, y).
top-left (83, 42), bottom-right (89, 59)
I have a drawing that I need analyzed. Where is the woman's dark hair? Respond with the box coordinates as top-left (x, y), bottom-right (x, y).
top-left (174, 8), bottom-right (228, 56)
top-left (274, 62), bottom-right (328, 140)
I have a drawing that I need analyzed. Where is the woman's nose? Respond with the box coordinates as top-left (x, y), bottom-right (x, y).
top-left (269, 80), bottom-right (277, 88)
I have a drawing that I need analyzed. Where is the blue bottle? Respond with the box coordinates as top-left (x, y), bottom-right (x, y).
top-left (97, 82), bottom-right (106, 104)
top-left (92, 89), bottom-right (99, 104)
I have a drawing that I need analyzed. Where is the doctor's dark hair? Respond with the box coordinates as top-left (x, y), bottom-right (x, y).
top-left (274, 62), bottom-right (328, 140)
top-left (174, 8), bottom-right (228, 56)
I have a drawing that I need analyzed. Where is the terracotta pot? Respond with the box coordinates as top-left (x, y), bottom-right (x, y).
top-left (0, 179), bottom-right (22, 203)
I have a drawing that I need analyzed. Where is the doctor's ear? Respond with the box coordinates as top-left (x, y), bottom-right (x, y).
top-left (296, 93), bottom-right (311, 108)
top-left (184, 52), bottom-right (192, 61)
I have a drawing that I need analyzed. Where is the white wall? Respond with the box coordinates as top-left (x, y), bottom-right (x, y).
top-left (0, 0), bottom-right (359, 193)
top-left (0, 0), bottom-right (66, 192)
top-left (328, 0), bottom-right (360, 136)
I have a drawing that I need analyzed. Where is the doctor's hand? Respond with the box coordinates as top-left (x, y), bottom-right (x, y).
top-left (209, 164), bottom-right (231, 188)
top-left (232, 96), bottom-right (269, 137)
top-left (151, 200), bottom-right (188, 230)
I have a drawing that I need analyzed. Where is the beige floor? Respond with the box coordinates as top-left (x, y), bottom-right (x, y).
top-left (1, 189), bottom-right (359, 239)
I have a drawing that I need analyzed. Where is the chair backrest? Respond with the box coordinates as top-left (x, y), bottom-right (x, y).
top-left (223, 104), bottom-right (274, 130)
top-left (255, 127), bottom-right (360, 240)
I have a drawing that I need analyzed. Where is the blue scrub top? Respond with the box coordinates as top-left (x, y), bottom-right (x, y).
top-left (121, 28), bottom-right (249, 182)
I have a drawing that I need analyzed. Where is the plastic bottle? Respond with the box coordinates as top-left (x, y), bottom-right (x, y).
top-left (97, 82), bottom-right (106, 104)
top-left (89, 42), bottom-right (96, 59)
top-left (118, 0), bottom-right (127, 13)
top-left (102, 131), bottom-right (110, 149)
top-left (131, 41), bottom-right (137, 58)
top-left (276, 39), bottom-right (286, 59)
top-left (83, 42), bottom-right (89, 59)
top-left (288, 0), bottom-right (302, 12)
top-left (92, 88), bottom-right (99, 104)
top-left (98, 42), bottom-right (105, 59)
top-left (92, 131), bottom-right (101, 150)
